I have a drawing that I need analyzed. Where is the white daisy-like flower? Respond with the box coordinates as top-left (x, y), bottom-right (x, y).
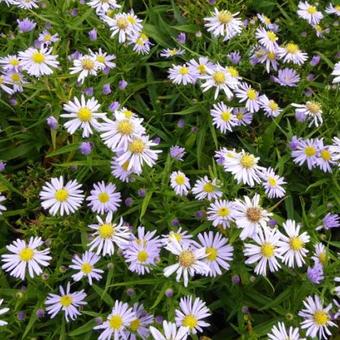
top-left (207, 199), bottom-right (236, 228)
top-left (204, 8), bottom-right (243, 41)
top-left (277, 219), bottom-right (310, 268)
top-left (200, 64), bottom-right (238, 100)
top-left (170, 171), bottom-right (190, 196)
top-left (161, 228), bottom-right (193, 247)
top-left (39, 176), bottom-right (84, 216)
top-left (244, 227), bottom-right (282, 276)
top-left (69, 54), bottom-right (99, 84)
top-left (192, 176), bottom-right (222, 201)
top-left (278, 43), bottom-right (308, 65)
top-left (298, 295), bottom-right (336, 339)
top-left (100, 112), bottom-right (145, 152)
top-left (160, 48), bottom-right (185, 58)
top-left (129, 32), bottom-right (153, 55)
top-left (297, 1), bottom-right (323, 25)
top-left (259, 95), bottom-right (282, 118)
top-left (188, 57), bottom-right (214, 78)
top-left (255, 27), bottom-right (280, 52)
top-left (88, 213), bottom-right (131, 256)
top-left (235, 82), bottom-right (261, 113)
top-left (267, 322), bottom-right (304, 340)
top-left (86, 181), bottom-right (121, 214)
top-left (197, 231), bottom-right (233, 277)
top-left (168, 64), bottom-right (196, 85)
top-left (175, 296), bottom-right (211, 335)
top-left (150, 321), bottom-right (188, 340)
top-left (12, 0), bottom-right (39, 10)
top-left (0, 75), bottom-right (13, 95)
top-left (1, 237), bottom-right (51, 280)
top-left (163, 240), bottom-right (210, 287)
top-left (61, 95), bottom-right (106, 138)
top-left (18, 46), bottom-right (59, 77)
top-left (234, 194), bottom-right (272, 240)
top-left (111, 155), bottom-right (135, 182)
top-left (6, 70), bottom-right (27, 93)
top-left (38, 30), bottom-right (59, 46)
top-left (0, 299), bottom-right (9, 327)
top-left (45, 282), bottom-right (87, 322)
top-left (326, 3), bottom-right (340, 16)
top-left (87, 0), bottom-right (120, 14)
top-left (0, 193), bottom-right (6, 215)
top-left (210, 101), bottom-right (238, 133)
top-left (69, 251), bottom-right (103, 285)
top-left (292, 101), bottom-right (323, 127)
top-left (116, 135), bottom-right (161, 173)
top-left (0, 54), bottom-right (21, 71)
top-left (260, 167), bottom-right (286, 199)
top-left (253, 47), bottom-right (280, 73)
top-left (93, 300), bottom-right (136, 340)
top-left (311, 242), bottom-right (328, 266)
top-left (90, 48), bottom-right (116, 71)
top-left (223, 150), bottom-right (263, 187)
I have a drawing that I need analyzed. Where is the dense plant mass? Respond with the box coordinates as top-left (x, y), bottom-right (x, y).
top-left (0, 0), bottom-right (340, 339)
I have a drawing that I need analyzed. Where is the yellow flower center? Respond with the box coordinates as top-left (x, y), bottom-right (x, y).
top-left (117, 119), bottom-right (133, 135)
top-left (203, 182), bottom-right (214, 193)
top-left (182, 314), bottom-right (198, 329)
top-left (96, 55), bottom-right (106, 63)
top-left (9, 58), bottom-right (19, 66)
top-left (246, 207), bottom-right (262, 222)
top-left (319, 252), bottom-right (327, 265)
top-left (268, 177), bottom-right (277, 187)
top-left (137, 250), bottom-right (149, 263)
top-left (227, 66), bottom-right (239, 78)
top-left (98, 223), bottom-right (114, 239)
top-left (213, 71), bottom-right (225, 84)
top-left (98, 192), bottom-right (110, 203)
top-left (240, 154), bottom-right (255, 168)
top-left (11, 73), bottom-right (20, 82)
top-left (55, 188), bottom-right (69, 202)
top-left (175, 175), bottom-right (185, 185)
top-left (218, 10), bottom-right (233, 24)
top-left (77, 107), bottom-right (92, 122)
top-left (197, 64), bottom-right (206, 74)
top-left (81, 262), bottom-right (93, 274)
top-left (313, 310), bottom-right (329, 326)
top-left (169, 49), bottom-right (177, 56)
top-left (246, 89), bottom-right (257, 100)
top-left (122, 161), bottom-right (130, 171)
top-left (267, 51), bottom-right (276, 60)
top-left (117, 17), bottom-right (129, 29)
top-left (320, 149), bottom-right (331, 161)
top-left (19, 247), bottom-right (34, 261)
top-left (290, 237), bottom-right (304, 251)
top-left (268, 100), bottom-right (278, 111)
top-left (221, 111), bottom-right (232, 122)
top-left (81, 58), bottom-right (95, 70)
top-left (206, 247), bottom-right (218, 261)
top-left (304, 146), bottom-right (316, 157)
top-left (261, 243), bottom-right (274, 258)
top-left (123, 110), bottom-right (133, 118)
top-left (171, 232), bottom-right (182, 241)
top-left (286, 43), bottom-right (299, 54)
top-left (263, 16), bottom-right (271, 25)
top-left (129, 139), bottom-right (145, 153)
top-left (336, 5), bottom-right (340, 11)
top-left (32, 52), bottom-right (45, 64)
top-left (44, 34), bottom-right (52, 42)
top-left (236, 112), bottom-right (244, 120)
top-left (315, 24), bottom-right (322, 32)
top-left (217, 207), bottom-right (230, 217)
top-left (306, 101), bottom-right (321, 114)
top-left (129, 319), bottom-right (141, 332)
top-left (127, 16), bottom-right (136, 24)
top-left (307, 5), bottom-right (317, 14)
top-left (267, 31), bottom-right (277, 42)
top-left (179, 250), bottom-right (195, 267)
top-left (179, 66), bottom-right (189, 75)
top-left (109, 315), bottom-right (123, 330)
top-left (60, 295), bottom-right (73, 307)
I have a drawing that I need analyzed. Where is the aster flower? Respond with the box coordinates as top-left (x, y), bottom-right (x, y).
top-left (234, 194), bottom-right (272, 240)
top-left (235, 82), bottom-right (260, 113)
top-left (192, 176), bottom-right (222, 201)
top-left (17, 18), bottom-right (36, 33)
top-left (291, 138), bottom-right (321, 170)
top-left (210, 101), bottom-right (238, 133)
top-left (259, 95), bottom-right (282, 118)
top-left (170, 171), bottom-right (190, 196)
top-left (38, 30), bottom-right (59, 45)
top-left (69, 251), bottom-right (103, 285)
top-left (244, 227), bottom-right (282, 276)
top-left (161, 228), bottom-right (193, 247)
top-left (267, 322), bottom-right (303, 340)
top-left (307, 261), bottom-right (324, 284)
top-left (317, 141), bottom-right (336, 173)
top-left (207, 199), bottom-right (236, 228)
top-left (297, 1), bottom-right (323, 25)
top-left (90, 48), bottom-right (116, 71)
top-left (188, 57), bottom-right (214, 78)
top-left (69, 54), bottom-right (99, 84)
top-left (253, 47), bottom-right (280, 73)
top-left (175, 296), bottom-right (211, 334)
top-left (257, 13), bottom-right (273, 27)
top-left (204, 8), bottom-right (243, 41)
top-left (150, 321), bottom-right (188, 340)
top-left (61, 95), bottom-right (106, 138)
top-left (326, 3), bottom-right (340, 16)
top-left (298, 295), bottom-right (336, 339)
top-left (0, 54), bottom-right (21, 71)
top-left (86, 181), bottom-right (121, 214)
top-left (329, 136), bottom-right (340, 161)
top-left (0, 194), bottom-right (6, 215)
top-left (277, 219), bottom-right (310, 268)
top-left (87, 0), bottom-right (120, 14)
top-left (170, 145), bottom-right (186, 161)
top-left (45, 282), bottom-right (87, 322)
top-left (94, 300), bottom-right (136, 340)
top-left (233, 107), bottom-right (253, 126)
top-left (18, 46), bottom-right (59, 77)
top-left (111, 155), bottom-right (134, 182)
top-left (278, 43), bottom-right (308, 65)
top-left (160, 48), bottom-right (185, 58)
top-left (163, 240), bottom-right (210, 287)
top-left (316, 213), bottom-right (340, 231)
top-left (292, 101), bottom-right (323, 127)
top-left (311, 243), bottom-right (328, 266)
top-left (5, 70), bottom-right (27, 93)
top-left (129, 32), bottom-right (152, 55)
top-left (12, 0), bottom-right (39, 10)
top-left (197, 231), bottom-right (233, 277)
top-left (0, 299), bottom-right (9, 326)
top-left (255, 27), bottom-right (279, 52)
top-left (274, 68), bottom-right (300, 87)
top-left (260, 167), bottom-right (286, 199)
top-left (88, 214), bottom-right (131, 256)
top-left (39, 176), bottom-right (84, 216)
top-left (2, 237), bottom-right (51, 280)
top-left (168, 64), bottom-right (196, 85)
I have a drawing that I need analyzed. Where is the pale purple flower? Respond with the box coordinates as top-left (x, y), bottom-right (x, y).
top-left (307, 261), bottom-right (324, 284)
top-left (88, 28), bottom-right (97, 41)
top-left (289, 136), bottom-right (302, 150)
top-left (109, 101), bottom-right (120, 112)
top-left (0, 162), bottom-right (6, 172)
top-left (84, 87), bottom-right (94, 96)
top-left (291, 138), bottom-right (322, 170)
top-left (233, 107), bottom-right (253, 126)
top-left (227, 51), bottom-right (241, 64)
top-left (177, 119), bottom-right (185, 128)
top-left (177, 32), bottom-right (186, 44)
top-left (310, 55), bottom-right (320, 66)
top-left (119, 80), bottom-right (128, 90)
top-left (170, 145), bottom-right (186, 161)
top-left (46, 116), bottom-right (58, 129)
top-left (102, 83), bottom-right (111, 95)
top-left (317, 213), bottom-right (340, 231)
top-left (274, 68), bottom-right (300, 87)
top-left (17, 18), bottom-right (36, 33)
top-left (79, 142), bottom-right (92, 155)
